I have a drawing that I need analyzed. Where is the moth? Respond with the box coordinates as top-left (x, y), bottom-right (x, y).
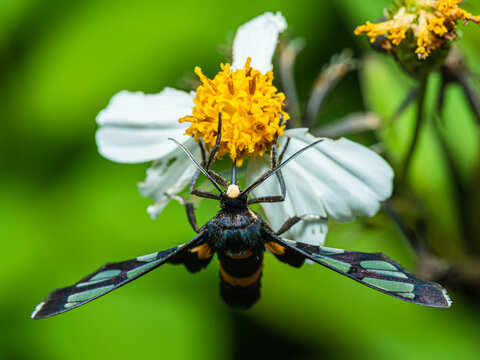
top-left (31, 117), bottom-right (451, 319)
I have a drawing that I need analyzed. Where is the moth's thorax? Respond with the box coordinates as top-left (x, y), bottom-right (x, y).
top-left (206, 205), bottom-right (264, 255)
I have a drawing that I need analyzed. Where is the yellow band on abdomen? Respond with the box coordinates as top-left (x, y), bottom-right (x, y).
top-left (218, 261), bottom-right (264, 287)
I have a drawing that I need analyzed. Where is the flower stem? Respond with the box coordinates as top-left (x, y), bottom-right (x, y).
top-left (401, 74), bottom-right (429, 180)
top-left (278, 38), bottom-right (304, 128)
top-left (384, 200), bottom-right (424, 254)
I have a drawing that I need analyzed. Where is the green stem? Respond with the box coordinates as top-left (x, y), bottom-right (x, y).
top-left (278, 39), bottom-right (304, 128)
top-left (401, 75), bottom-right (429, 180)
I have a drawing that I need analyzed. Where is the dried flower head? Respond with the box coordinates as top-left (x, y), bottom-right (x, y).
top-left (355, 0), bottom-right (480, 59)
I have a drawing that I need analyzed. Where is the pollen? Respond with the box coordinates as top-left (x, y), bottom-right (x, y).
top-left (179, 58), bottom-right (289, 166)
top-left (354, 0), bottom-right (480, 59)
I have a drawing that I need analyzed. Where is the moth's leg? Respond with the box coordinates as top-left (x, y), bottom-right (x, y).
top-left (248, 139), bottom-right (289, 205)
top-left (188, 142), bottom-right (221, 200)
top-left (207, 113), bottom-right (222, 170)
top-left (198, 113), bottom-right (229, 187)
top-left (198, 141), bottom-right (229, 187)
top-left (198, 141), bottom-right (207, 164)
top-left (247, 186), bottom-right (285, 204)
top-left (277, 136), bottom-right (291, 164)
top-left (167, 194), bottom-right (201, 233)
top-left (189, 168), bottom-right (221, 200)
top-left (269, 115), bottom-right (288, 168)
top-left (208, 169), bottom-right (230, 187)
top-left (275, 214), bottom-right (328, 235)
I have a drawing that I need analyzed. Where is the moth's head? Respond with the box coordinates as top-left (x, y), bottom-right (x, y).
top-left (220, 184), bottom-right (247, 209)
top-left (226, 184), bottom-right (241, 199)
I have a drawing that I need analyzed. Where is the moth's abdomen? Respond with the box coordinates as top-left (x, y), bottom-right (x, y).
top-left (217, 250), bottom-right (263, 309)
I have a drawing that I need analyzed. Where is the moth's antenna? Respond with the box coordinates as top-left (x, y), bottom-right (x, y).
top-left (242, 139), bottom-right (323, 195)
top-left (168, 138), bottom-right (225, 194)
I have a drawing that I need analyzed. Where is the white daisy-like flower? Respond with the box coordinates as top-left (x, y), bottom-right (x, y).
top-left (96, 12), bottom-right (394, 246)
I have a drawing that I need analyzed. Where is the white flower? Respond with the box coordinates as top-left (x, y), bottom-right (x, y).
top-left (95, 12), bottom-right (393, 245)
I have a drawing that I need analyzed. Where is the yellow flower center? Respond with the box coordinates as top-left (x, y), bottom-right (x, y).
top-left (179, 58), bottom-right (289, 166)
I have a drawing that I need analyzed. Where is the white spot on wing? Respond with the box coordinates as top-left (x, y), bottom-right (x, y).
top-left (31, 302), bottom-right (45, 319)
top-left (369, 269), bottom-right (408, 279)
top-left (67, 285), bottom-right (115, 303)
top-left (64, 302), bottom-right (80, 309)
top-left (89, 269), bottom-right (122, 281)
top-left (397, 292), bottom-right (415, 299)
top-left (362, 278), bottom-right (415, 293)
top-left (76, 278), bottom-right (110, 288)
top-left (360, 260), bottom-right (398, 271)
top-left (318, 246), bottom-right (345, 254)
top-left (137, 253), bottom-right (158, 262)
top-left (443, 288), bottom-right (452, 307)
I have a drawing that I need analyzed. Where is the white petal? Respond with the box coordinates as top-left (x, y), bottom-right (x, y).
top-left (96, 88), bottom-right (195, 163)
top-left (96, 127), bottom-right (191, 164)
top-left (138, 137), bottom-right (201, 219)
top-left (146, 203), bottom-right (168, 220)
top-left (96, 88), bottom-right (195, 126)
top-left (232, 12), bottom-right (287, 74)
top-left (247, 154), bottom-right (328, 246)
top-left (246, 129), bottom-right (394, 244)
top-left (278, 129), bottom-right (394, 222)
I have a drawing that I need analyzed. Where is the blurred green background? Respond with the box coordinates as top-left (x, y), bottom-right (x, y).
top-left (1, 0), bottom-right (480, 359)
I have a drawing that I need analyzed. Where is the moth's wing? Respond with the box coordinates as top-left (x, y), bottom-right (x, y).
top-left (265, 241), bottom-right (305, 268)
top-left (169, 244), bottom-right (214, 273)
top-left (32, 232), bottom-right (205, 319)
top-left (264, 231), bottom-right (451, 308)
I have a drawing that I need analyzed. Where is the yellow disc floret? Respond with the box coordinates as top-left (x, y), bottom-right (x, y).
top-left (179, 58), bottom-right (289, 166)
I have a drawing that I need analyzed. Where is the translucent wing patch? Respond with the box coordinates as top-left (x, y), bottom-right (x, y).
top-left (265, 231), bottom-right (451, 308)
top-left (32, 233), bottom-right (205, 319)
